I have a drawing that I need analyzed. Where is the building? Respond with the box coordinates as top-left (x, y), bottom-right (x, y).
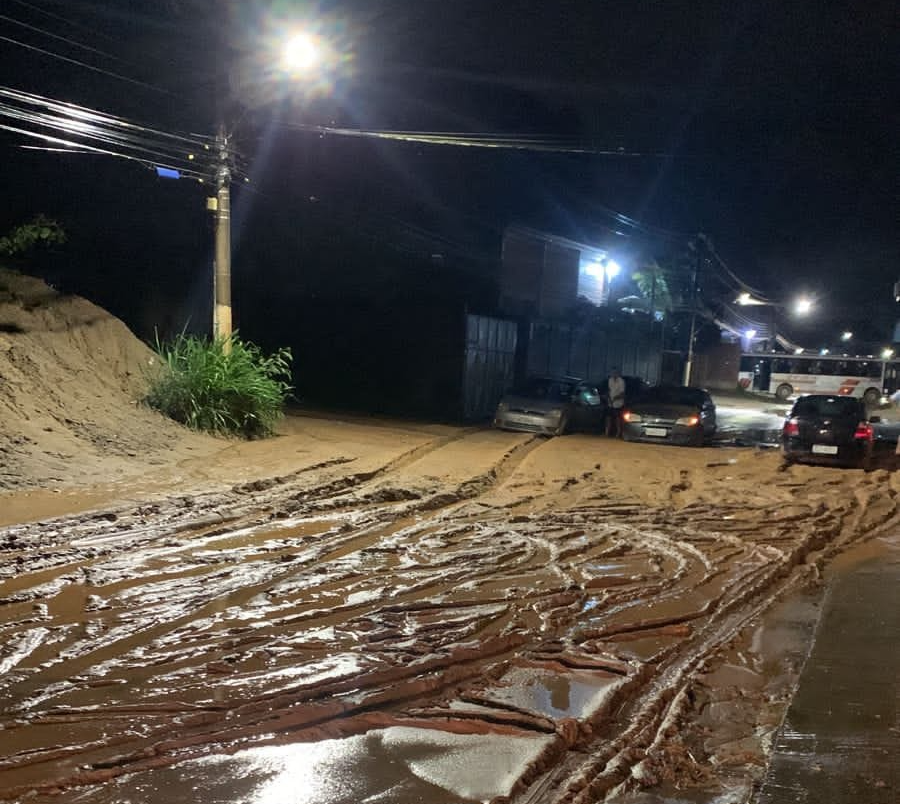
top-left (499, 225), bottom-right (620, 317)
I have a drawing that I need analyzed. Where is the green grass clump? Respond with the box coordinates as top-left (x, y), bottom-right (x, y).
top-left (145, 332), bottom-right (292, 438)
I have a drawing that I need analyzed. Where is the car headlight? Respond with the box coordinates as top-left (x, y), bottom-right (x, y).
top-left (676, 415), bottom-right (700, 426)
top-left (622, 411), bottom-right (641, 423)
top-left (497, 402), bottom-right (509, 413)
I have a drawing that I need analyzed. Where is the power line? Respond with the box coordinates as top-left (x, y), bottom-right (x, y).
top-left (7, 0), bottom-right (122, 44)
top-left (0, 13), bottom-right (131, 64)
top-left (0, 34), bottom-right (175, 96)
top-left (0, 87), bottom-right (214, 147)
top-left (0, 86), bottom-right (221, 179)
top-left (698, 234), bottom-right (770, 301)
top-left (280, 121), bottom-right (675, 156)
top-left (0, 122), bottom-right (211, 181)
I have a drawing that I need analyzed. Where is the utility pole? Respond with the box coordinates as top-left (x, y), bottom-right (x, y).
top-left (212, 123), bottom-right (232, 351)
top-left (683, 238), bottom-right (702, 386)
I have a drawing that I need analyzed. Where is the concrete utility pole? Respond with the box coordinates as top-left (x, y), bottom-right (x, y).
top-left (683, 238), bottom-right (702, 386)
top-left (212, 123), bottom-right (232, 350)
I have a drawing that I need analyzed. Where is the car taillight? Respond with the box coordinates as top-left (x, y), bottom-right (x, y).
top-left (854, 422), bottom-right (874, 441)
top-left (783, 418), bottom-right (800, 437)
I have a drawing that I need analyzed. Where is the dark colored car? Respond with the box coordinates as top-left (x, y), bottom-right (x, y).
top-left (621, 385), bottom-right (717, 446)
top-left (782, 394), bottom-right (878, 468)
top-left (595, 375), bottom-right (650, 409)
top-left (493, 376), bottom-right (605, 436)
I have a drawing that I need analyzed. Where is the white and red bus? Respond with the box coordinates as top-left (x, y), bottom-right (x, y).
top-left (739, 353), bottom-right (900, 404)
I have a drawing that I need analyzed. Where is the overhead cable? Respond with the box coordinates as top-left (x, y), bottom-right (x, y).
top-left (0, 13), bottom-right (131, 64)
top-left (7, 0), bottom-right (122, 44)
top-left (0, 86), bottom-right (214, 146)
top-left (0, 122), bottom-right (211, 180)
top-left (0, 34), bottom-right (174, 95)
top-left (280, 121), bottom-right (673, 156)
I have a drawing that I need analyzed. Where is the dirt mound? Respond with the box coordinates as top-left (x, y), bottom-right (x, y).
top-left (0, 268), bottom-right (213, 490)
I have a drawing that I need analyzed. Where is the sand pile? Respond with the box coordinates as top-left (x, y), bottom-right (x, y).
top-left (0, 268), bottom-right (212, 490)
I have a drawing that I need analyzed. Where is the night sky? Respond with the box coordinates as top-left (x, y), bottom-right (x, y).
top-left (1, 0), bottom-right (897, 347)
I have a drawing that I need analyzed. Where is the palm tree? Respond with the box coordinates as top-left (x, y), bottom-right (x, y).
top-left (632, 259), bottom-right (673, 320)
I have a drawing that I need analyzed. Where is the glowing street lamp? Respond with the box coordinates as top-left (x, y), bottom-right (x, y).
top-left (604, 259), bottom-right (621, 280)
top-left (282, 32), bottom-right (321, 75)
top-left (794, 297), bottom-right (813, 316)
top-left (841, 331), bottom-right (853, 342)
top-left (213, 25), bottom-right (338, 348)
top-left (882, 347), bottom-right (895, 359)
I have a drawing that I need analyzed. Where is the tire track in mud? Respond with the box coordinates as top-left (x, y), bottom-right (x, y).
top-left (2, 444), bottom-right (900, 802)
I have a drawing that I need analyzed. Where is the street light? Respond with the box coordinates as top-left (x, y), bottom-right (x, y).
top-left (212, 26), bottom-right (338, 347)
top-left (794, 297), bottom-right (813, 316)
top-left (282, 32), bottom-right (321, 74)
top-left (841, 331), bottom-right (853, 342)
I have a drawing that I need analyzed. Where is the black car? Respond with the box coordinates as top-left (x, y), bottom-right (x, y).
top-left (621, 385), bottom-right (717, 446)
top-left (782, 394), bottom-right (878, 468)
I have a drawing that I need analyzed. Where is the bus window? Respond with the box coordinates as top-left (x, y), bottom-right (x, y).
top-left (773, 358), bottom-right (792, 373)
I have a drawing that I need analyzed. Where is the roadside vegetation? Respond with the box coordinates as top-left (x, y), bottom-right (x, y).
top-left (0, 215), bottom-right (66, 257)
top-left (144, 332), bottom-right (293, 438)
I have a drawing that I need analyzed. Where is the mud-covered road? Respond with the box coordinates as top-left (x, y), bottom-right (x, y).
top-left (2, 417), bottom-right (898, 803)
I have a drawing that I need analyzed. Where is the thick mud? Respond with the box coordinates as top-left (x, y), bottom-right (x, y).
top-left (2, 426), bottom-right (898, 803)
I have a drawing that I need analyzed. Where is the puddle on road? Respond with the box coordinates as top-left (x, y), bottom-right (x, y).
top-left (480, 665), bottom-right (626, 720)
top-left (57, 727), bottom-right (555, 804)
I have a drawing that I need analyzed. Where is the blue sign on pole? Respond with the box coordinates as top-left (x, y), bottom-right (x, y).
top-left (155, 166), bottom-right (181, 179)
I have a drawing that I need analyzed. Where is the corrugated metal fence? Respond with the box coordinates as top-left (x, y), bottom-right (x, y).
top-left (526, 320), bottom-right (663, 385)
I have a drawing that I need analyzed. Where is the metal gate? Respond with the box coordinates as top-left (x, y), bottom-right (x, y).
top-left (462, 314), bottom-right (517, 420)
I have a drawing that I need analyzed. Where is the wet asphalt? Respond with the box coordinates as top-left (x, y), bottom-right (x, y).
top-left (755, 545), bottom-right (899, 804)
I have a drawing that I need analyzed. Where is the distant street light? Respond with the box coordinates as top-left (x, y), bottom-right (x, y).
top-left (841, 331), bottom-right (853, 341)
top-left (882, 347), bottom-right (895, 359)
top-left (744, 329), bottom-right (757, 339)
top-left (604, 259), bottom-right (621, 280)
top-left (736, 291), bottom-right (814, 316)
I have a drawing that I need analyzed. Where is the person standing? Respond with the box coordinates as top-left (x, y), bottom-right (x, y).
top-left (607, 368), bottom-right (626, 437)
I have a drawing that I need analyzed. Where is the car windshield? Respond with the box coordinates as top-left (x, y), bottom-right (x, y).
top-left (792, 396), bottom-right (861, 418)
top-left (636, 386), bottom-right (705, 406)
top-left (513, 378), bottom-right (578, 401)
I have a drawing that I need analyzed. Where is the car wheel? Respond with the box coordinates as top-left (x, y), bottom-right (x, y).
top-left (554, 415), bottom-right (569, 437)
top-left (775, 383), bottom-right (793, 401)
top-left (863, 387), bottom-right (881, 406)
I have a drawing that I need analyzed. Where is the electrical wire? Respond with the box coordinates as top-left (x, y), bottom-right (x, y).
top-left (280, 121), bottom-right (673, 156)
top-left (698, 234), bottom-right (771, 301)
top-left (0, 34), bottom-right (175, 96)
top-left (0, 87), bottom-right (215, 147)
top-left (0, 13), bottom-right (132, 64)
top-left (7, 0), bottom-right (122, 45)
top-left (0, 121), bottom-right (211, 181)
top-left (0, 86), bottom-right (224, 180)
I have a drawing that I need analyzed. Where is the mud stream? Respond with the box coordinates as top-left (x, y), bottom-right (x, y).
top-left (1, 430), bottom-right (897, 803)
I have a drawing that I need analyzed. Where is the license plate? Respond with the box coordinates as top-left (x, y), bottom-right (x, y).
top-left (811, 444), bottom-right (839, 455)
top-left (645, 427), bottom-right (668, 437)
